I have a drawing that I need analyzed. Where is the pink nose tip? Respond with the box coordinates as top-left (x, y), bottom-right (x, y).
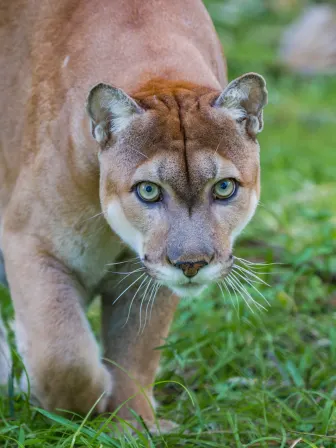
top-left (174, 260), bottom-right (208, 278)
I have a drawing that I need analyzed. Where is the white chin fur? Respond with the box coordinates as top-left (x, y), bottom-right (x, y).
top-left (170, 284), bottom-right (207, 298)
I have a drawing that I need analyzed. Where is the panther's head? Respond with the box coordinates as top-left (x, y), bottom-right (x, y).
top-left (87, 75), bottom-right (267, 297)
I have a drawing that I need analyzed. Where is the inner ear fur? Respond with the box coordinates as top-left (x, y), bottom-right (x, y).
top-left (86, 83), bottom-right (143, 145)
top-left (214, 73), bottom-right (268, 136)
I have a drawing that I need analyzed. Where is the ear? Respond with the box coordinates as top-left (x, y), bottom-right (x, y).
top-left (86, 83), bottom-right (143, 144)
top-left (213, 73), bottom-right (268, 136)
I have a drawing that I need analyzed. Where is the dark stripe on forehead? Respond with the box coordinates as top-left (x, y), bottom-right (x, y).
top-left (156, 150), bottom-right (218, 206)
top-left (176, 94), bottom-right (190, 186)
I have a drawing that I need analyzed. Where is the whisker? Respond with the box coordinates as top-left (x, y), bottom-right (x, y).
top-left (115, 267), bottom-right (146, 286)
top-left (107, 268), bottom-right (145, 275)
top-left (213, 132), bottom-right (226, 155)
top-left (123, 275), bottom-right (149, 328)
top-left (234, 262), bottom-right (281, 276)
top-left (222, 277), bottom-right (239, 311)
top-left (133, 148), bottom-right (149, 159)
top-left (232, 266), bottom-right (267, 284)
top-left (224, 275), bottom-right (242, 308)
top-left (233, 265), bottom-right (270, 287)
top-left (138, 278), bottom-right (153, 334)
top-left (149, 282), bottom-right (162, 322)
top-left (229, 272), bottom-right (267, 312)
top-left (80, 211), bottom-right (104, 224)
top-left (233, 269), bottom-right (271, 307)
top-left (226, 274), bottom-right (254, 314)
top-left (112, 272), bottom-right (146, 305)
top-left (234, 256), bottom-right (283, 268)
top-left (142, 281), bottom-right (158, 334)
top-left (217, 281), bottom-right (237, 313)
top-left (228, 273), bottom-right (260, 312)
top-left (106, 257), bottom-right (140, 267)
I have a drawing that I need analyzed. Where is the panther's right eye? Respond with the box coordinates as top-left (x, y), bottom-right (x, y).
top-left (136, 182), bottom-right (162, 203)
top-left (213, 178), bottom-right (237, 200)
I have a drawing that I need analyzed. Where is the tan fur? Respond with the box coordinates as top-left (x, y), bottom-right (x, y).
top-left (0, 0), bottom-right (267, 425)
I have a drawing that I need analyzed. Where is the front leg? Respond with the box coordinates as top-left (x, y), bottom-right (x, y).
top-left (101, 269), bottom-right (178, 424)
top-left (3, 233), bottom-right (112, 413)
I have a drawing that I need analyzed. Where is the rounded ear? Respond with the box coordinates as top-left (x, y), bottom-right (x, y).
top-left (213, 73), bottom-right (268, 136)
top-left (86, 83), bottom-right (143, 145)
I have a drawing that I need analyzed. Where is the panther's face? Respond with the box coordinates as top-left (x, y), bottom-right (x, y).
top-left (87, 75), bottom-right (267, 297)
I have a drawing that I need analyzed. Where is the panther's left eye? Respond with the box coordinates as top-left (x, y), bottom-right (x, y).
top-left (136, 182), bottom-right (161, 202)
top-left (213, 178), bottom-right (237, 200)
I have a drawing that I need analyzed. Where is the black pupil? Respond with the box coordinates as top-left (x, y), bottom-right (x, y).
top-left (220, 181), bottom-right (229, 190)
top-left (145, 185), bottom-right (153, 193)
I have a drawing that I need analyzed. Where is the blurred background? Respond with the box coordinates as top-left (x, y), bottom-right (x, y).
top-left (0, 1), bottom-right (335, 446)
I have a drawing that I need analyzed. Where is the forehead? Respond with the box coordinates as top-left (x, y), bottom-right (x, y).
top-left (132, 110), bottom-right (257, 189)
top-left (112, 89), bottom-right (259, 197)
top-left (133, 151), bottom-right (241, 193)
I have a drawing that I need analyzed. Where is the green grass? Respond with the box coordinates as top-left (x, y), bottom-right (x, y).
top-left (1, 1), bottom-right (336, 446)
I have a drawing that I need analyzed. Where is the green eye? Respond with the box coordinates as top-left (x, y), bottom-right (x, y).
top-left (136, 182), bottom-right (161, 202)
top-left (213, 178), bottom-right (236, 199)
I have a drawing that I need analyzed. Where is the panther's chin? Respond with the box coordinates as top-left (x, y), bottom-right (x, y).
top-left (169, 283), bottom-right (208, 298)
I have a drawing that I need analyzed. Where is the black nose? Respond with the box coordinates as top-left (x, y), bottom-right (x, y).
top-left (174, 260), bottom-right (208, 278)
